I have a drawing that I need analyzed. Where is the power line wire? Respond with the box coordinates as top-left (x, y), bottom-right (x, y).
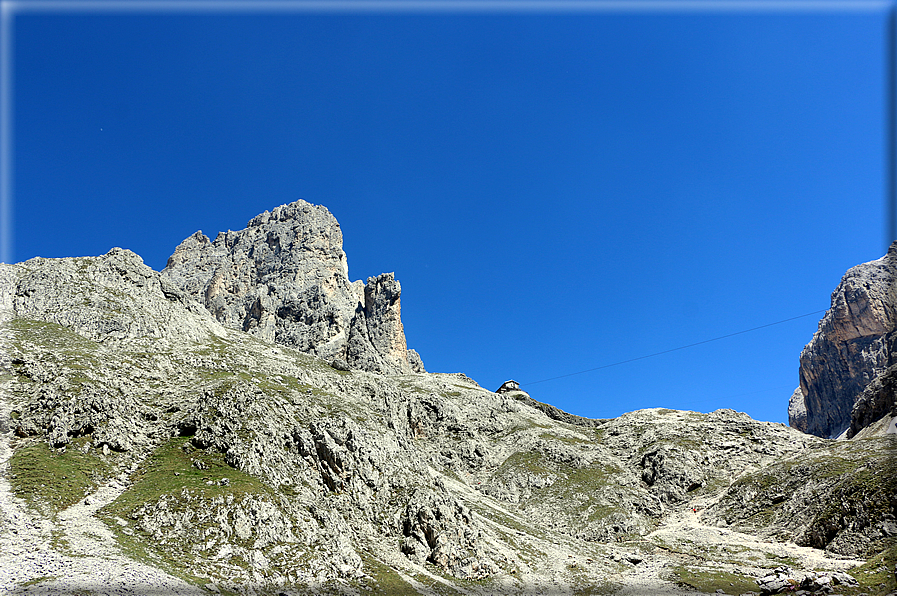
top-left (524, 309), bottom-right (826, 386)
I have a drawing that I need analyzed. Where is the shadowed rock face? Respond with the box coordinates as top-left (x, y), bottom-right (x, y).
top-left (848, 359), bottom-right (897, 438)
top-left (161, 199), bottom-right (424, 375)
top-left (791, 242), bottom-right (897, 438)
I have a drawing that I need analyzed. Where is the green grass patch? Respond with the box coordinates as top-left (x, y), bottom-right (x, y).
top-left (98, 437), bottom-right (276, 587)
top-left (495, 450), bottom-right (554, 478)
top-left (99, 520), bottom-right (211, 589)
top-left (357, 552), bottom-right (422, 595)
top-left (9, 439), bottom-right (114, 512)
top-left (573, 580), bottom-right (621, 595)
top-left (843, 539), bottom-right (897, 595)
top-left (563, 463), bottom-right (621, 488)
top-left (762, 552), bottom-right (800, 567)
top-left (102, 437), bottom-right (270, 518)
top-left (539, 431), bottom-right (591, 445)
top-left (7, 318), bottom-right (101, 357)
top-left (16, 576), bottom-right (57, 589)
top-left (669, 565), bottom-right (759, 594)
top-left (451, 383), bottom-right (481, 391)
top-left (397, 380), bottom-right (429, 395)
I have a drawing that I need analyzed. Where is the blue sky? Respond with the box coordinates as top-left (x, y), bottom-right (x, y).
top-left (5, 1), bottom-right (893, 424)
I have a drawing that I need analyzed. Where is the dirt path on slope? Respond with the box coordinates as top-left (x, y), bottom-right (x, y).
top-left (650, 498), bottom-right (865, 574)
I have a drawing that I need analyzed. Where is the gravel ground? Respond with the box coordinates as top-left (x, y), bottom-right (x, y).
top-left (650, 497), bottom-right (866, 574)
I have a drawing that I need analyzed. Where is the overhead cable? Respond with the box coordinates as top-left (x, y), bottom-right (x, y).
top-left (524, 309), bottom-right (827, 386)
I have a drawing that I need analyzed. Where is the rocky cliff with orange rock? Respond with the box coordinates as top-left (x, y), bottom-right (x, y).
top-left (790, 242), bottom-right (897, 438)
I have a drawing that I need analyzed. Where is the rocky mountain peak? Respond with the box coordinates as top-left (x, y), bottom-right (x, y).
top-left (161, 199), bottom-right (424, 375)
top-left (791, 241), bottom-right (897, 438)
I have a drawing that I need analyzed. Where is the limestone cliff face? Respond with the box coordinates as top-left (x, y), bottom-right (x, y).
top-left (791, 242), bottom-right (897, 438)
top-left (161, 199), bottom-right (424, 374)
top-left (847, 359), bottom-right (897, 438)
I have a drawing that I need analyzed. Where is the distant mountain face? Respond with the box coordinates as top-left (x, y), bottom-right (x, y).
top-left (790, 242), bottom-right (897, 439)
top-left (1, 202), bottom-right (894, 595)
top-left (161, 199), bottom-right (424, 375)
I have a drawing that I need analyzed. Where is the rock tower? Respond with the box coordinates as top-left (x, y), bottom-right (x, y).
top-left (162, 199), bottom-right (424, 374)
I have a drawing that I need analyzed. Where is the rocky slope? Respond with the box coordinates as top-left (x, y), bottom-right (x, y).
top-left (790, 242), bottom-right (897, 438)
top-left (1, 202), bottom-right (895, 596)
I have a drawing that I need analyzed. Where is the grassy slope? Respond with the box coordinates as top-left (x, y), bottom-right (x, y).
top-left (9, 437), bottom-right (114, 512)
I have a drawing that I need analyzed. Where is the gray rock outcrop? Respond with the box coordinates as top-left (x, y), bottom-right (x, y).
top-left (792, 242), bottom-right (897, 438)
top-left (161, 200), bottom-right (423, 374)
top-left (787, 387), bottom-right (807, 433)
top-left (756, 568), bottom-right (859, 595)
top-left (0, 248), bottom-right (225, 347)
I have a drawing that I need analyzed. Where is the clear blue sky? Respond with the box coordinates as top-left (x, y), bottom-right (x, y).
top-left (7, 1), bottom-right (892, 424)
